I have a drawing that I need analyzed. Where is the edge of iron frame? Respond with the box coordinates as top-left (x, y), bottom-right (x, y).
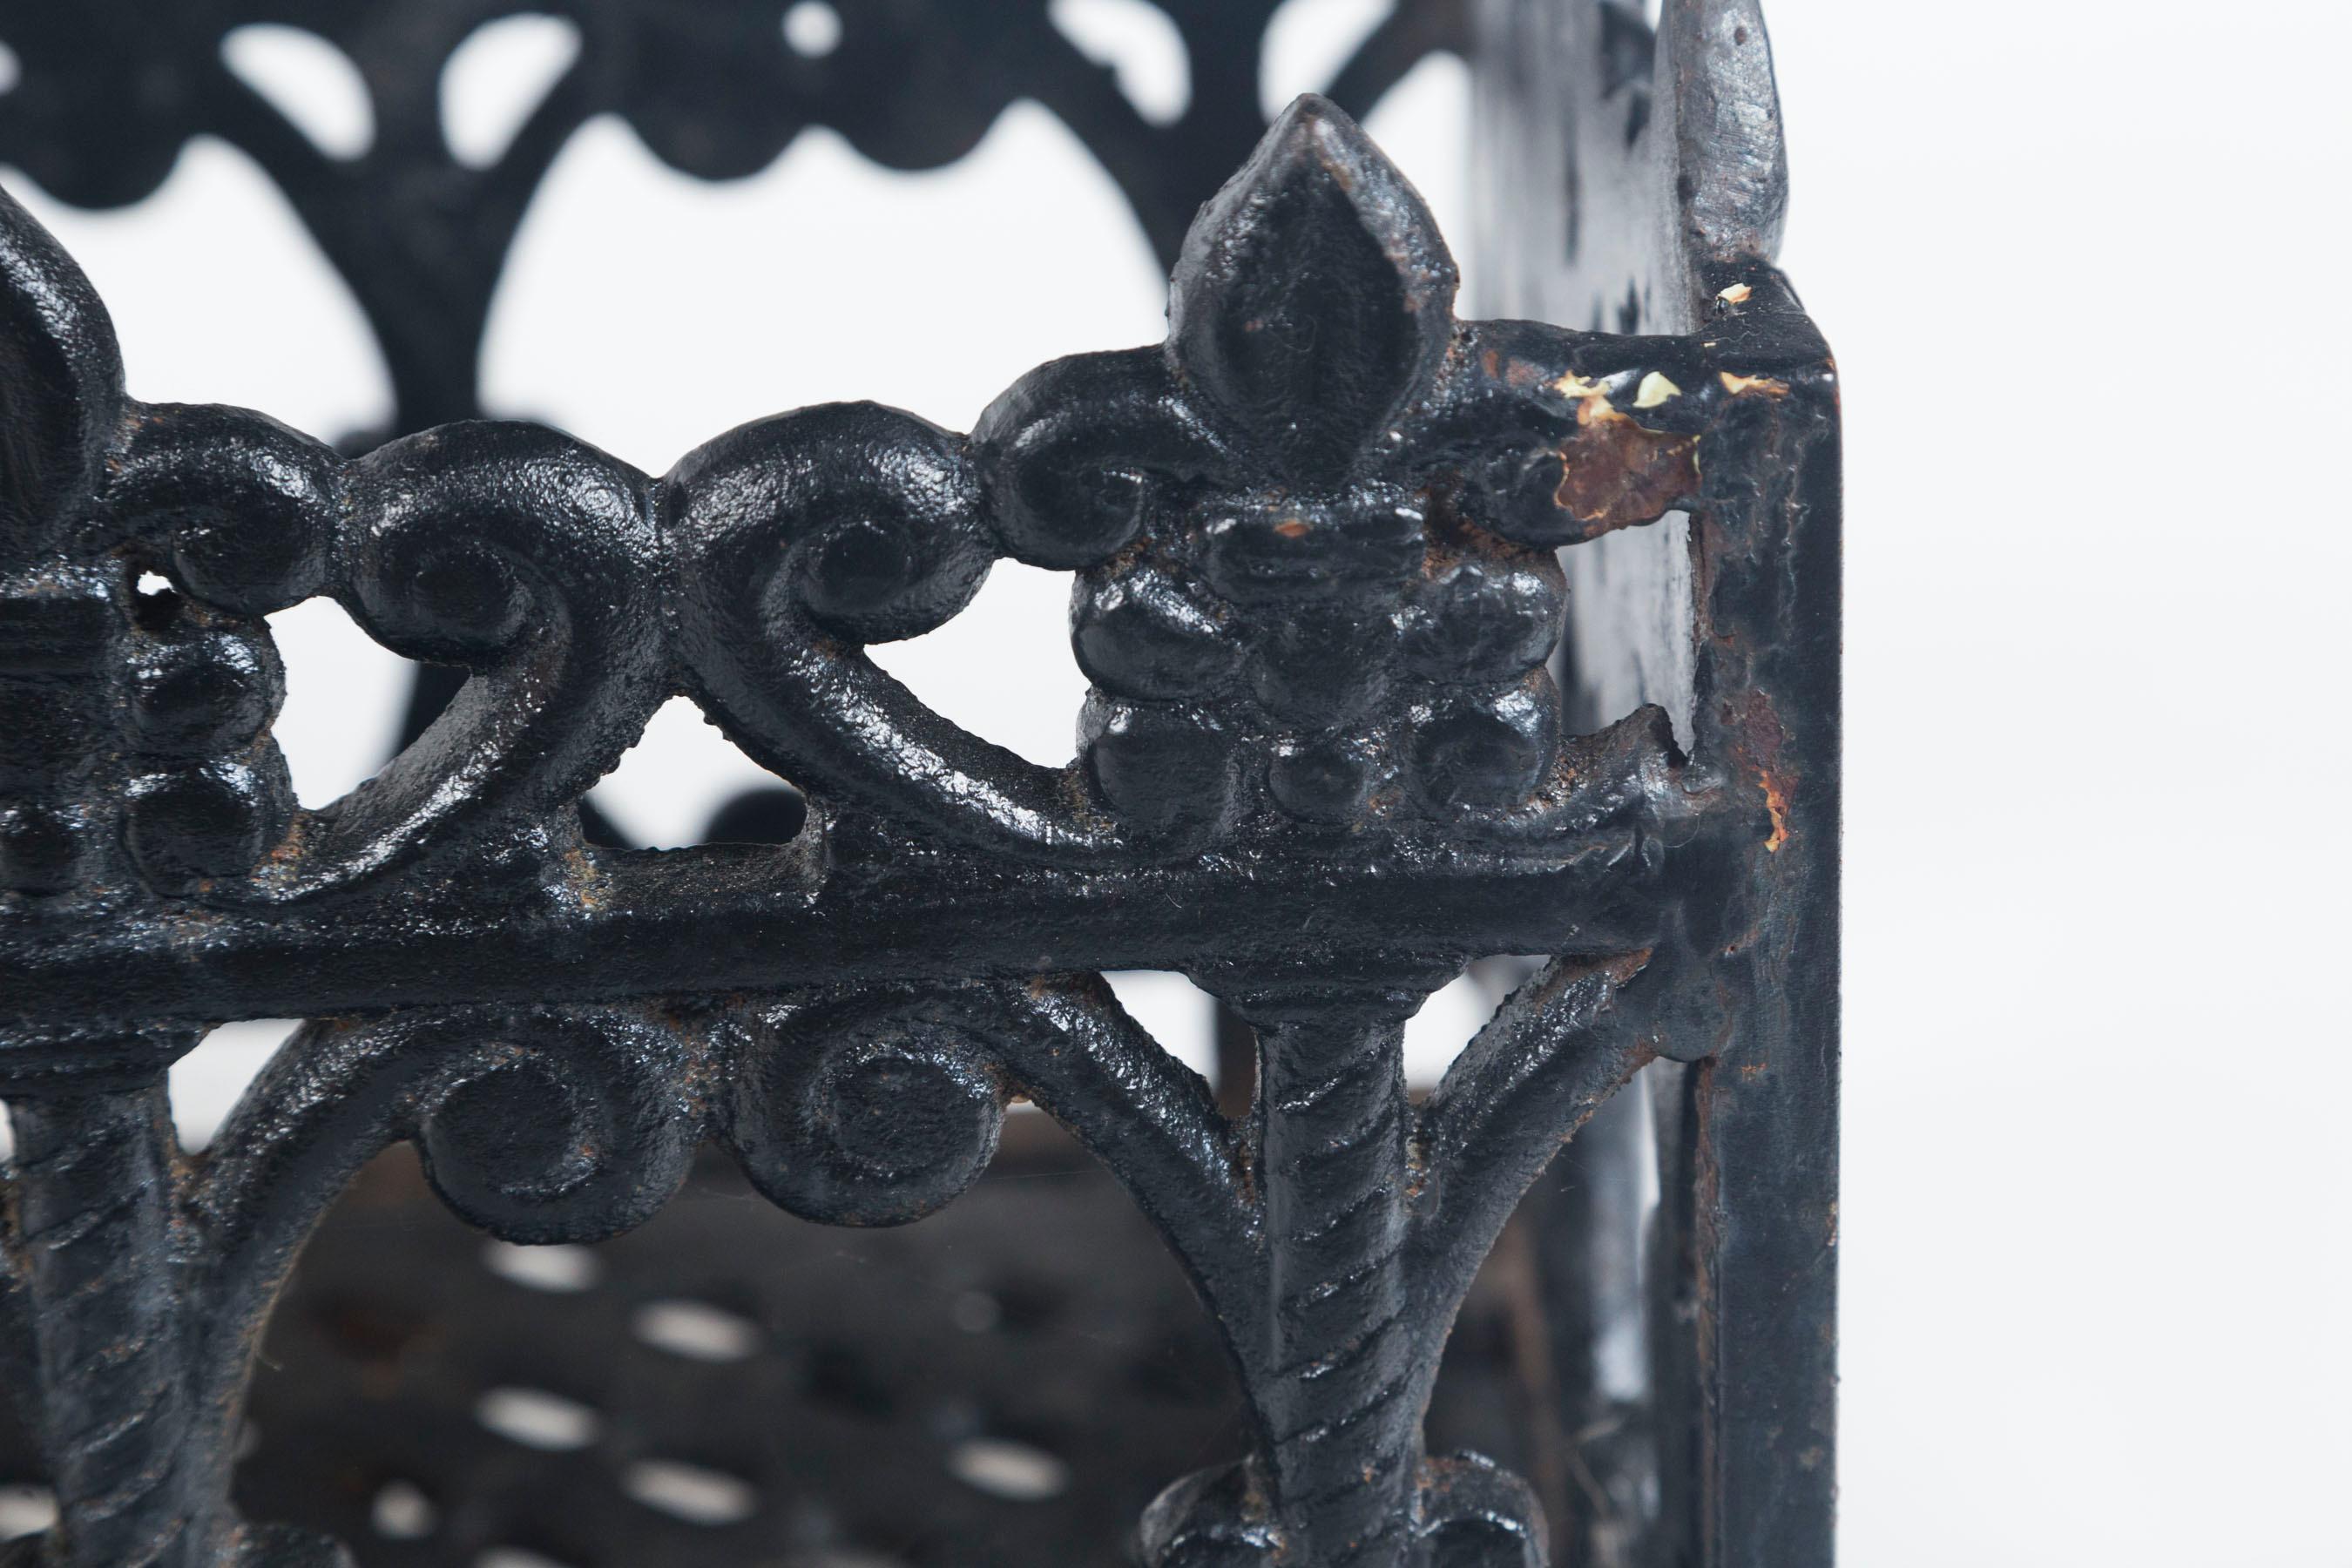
top-left (1470, 3), bottom-right (1841, 1562)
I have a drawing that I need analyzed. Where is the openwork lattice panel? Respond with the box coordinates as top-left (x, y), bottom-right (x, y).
top-left (1, 3), bottom-right (1836, 1565)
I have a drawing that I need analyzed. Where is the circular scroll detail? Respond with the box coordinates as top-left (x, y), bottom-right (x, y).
top-left (108, 405), bottom-right (348, 615)
top-left (671, 402), bottom-right (994, 647)
top-left (413, 1010), bottom-right (695, 1246)
top-left (724, 995), bottom-right (1010, 1228)
top-left (973, 348), bottom-right (1220, 571)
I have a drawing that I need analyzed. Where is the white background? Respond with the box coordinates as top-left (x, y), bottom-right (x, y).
top-left (5, 1), bottom-right (2350, 1563)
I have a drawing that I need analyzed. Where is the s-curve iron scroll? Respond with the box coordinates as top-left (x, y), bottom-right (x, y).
top-left (1, 3), bottom-right (1835, 1564)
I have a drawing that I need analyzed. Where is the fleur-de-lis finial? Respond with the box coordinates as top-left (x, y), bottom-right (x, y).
top-left (1167, 93), bottom-right (1457, 486)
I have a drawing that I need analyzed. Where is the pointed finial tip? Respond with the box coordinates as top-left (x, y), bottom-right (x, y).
top-left (1165, 90), bottom-right (1461, 484)
top-left (1173, 85), bottom-right (1456, 305)
top-left (1660, 0), bottom-right (1788, 258)
top-left (1268, 91), bottom-right (1347, 128)
top-left (1259, 91), bottom-right (1374, 166)
top-left (1178, 88), bottom-right (1444, 272)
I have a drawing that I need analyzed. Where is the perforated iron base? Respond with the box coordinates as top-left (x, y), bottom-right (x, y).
top-left (0, 1117), bottom-right (1551, 1567)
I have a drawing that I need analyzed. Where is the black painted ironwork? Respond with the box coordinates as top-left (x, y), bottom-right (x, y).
top-left (0, 3), bottom-right (1838, 1565)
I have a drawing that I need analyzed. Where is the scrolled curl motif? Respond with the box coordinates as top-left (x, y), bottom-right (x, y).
top-left (661, 96), bottom-right (1739, 867)
top-left (107, 403), bottom-right (347, 616)
top-left (700, 961), bottom-right (1696, 1566)
top-left (715, 978), bottom-right (1254, 1268)
top-left (193, 1006), bottom-right (700, 1294)
top-left (0, 1006), bottom-right (709, 1568)
top-left (108, 412), bottom-right (675, 904)
top-left (720, 988), bottom-right (1012, 1227)
top-left (0, 204), bottom-right (672, 909)
top-left (662, 402), bottom-right (1106, 858)
top-left (0, 44), bottom-right (1831, 1563)
top-left (3, 91), bottom-right (1757, 921)
top-left (319, 422), bottom-right (669, 896)
top-left (402, 1008), bottom-right (700, 1243)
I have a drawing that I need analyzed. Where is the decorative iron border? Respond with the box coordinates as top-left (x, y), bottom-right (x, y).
top-left (1, 3), bottom-right (1837, 1564)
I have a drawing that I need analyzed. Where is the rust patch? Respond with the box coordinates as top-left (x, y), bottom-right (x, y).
top-left (1483, 348), bottom-right (1544, 391)
top-left (1602, 947), bottom-right (1655, 988)
top-left (1761, 773), bottom-right (1791, 853)
top-left (1724, 688), bottom-right (1794, 854)
top-left (559, 843), bottom-right (609, 911)
top-left (1551, 389), bottom-right (1700, 533)
top-left (1719, 370), bottom-right (1790, 398)
top-left (1273, 517), bottom-right (1312, 539)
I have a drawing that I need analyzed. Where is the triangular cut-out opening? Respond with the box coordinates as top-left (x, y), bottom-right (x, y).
top-left (170, 1018), bottom-right (300, 1153)
top-left (868, 562), bottom-right (1087, 772)
top-left (1101, 971), bottom-right (1222, 1090)
top-left (267, 597), bottom-right (418, 811)
top-left (1403, 956), bottom-right (1556, 1087)
top-left (586, 696), bottom-right (798, 850)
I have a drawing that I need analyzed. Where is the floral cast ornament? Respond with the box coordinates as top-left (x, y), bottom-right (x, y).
top-left (1, 73), bottom-right (1836, 1568)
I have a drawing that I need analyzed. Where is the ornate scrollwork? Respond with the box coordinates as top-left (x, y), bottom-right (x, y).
top-left (674, 957), bottom-right (1697, 1567)
top-left (319, 423), bottom-right (668, 896)
top-left (405, 1010), bottom-right (699, 1240)
top-left (971, 98), bottom-right (1733, 856)
top-left (664, 402), bottom-right (1098, 858)
top-left (0, 68), bottom-right (1788, 960)
top-left (720, 977), bottom-right (1257, 1281)
top-left (1, 8), bottom-right (1840, 1556)
top-left (652, 96), bottom-right (1739, 869)
top-left (147, 1007), bottom-right (695, 1562)
top-left (720, 989), bottom-right (1014, 1227)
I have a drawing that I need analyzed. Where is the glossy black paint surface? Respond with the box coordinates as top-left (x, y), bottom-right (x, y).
top-left (0, 3), bottom-right (1836, 1565)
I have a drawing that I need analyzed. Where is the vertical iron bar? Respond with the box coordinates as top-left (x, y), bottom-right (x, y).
top-left (1249, 998), bottom-right (1420, 1565)
top-left (4, 1078), bottom-right (194, 1567)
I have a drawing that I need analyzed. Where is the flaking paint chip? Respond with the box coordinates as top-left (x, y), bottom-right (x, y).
top-left (1716, 281), bottom-right (1753, 305)
top-left (1633, 372), bottom-right (1681, 409)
